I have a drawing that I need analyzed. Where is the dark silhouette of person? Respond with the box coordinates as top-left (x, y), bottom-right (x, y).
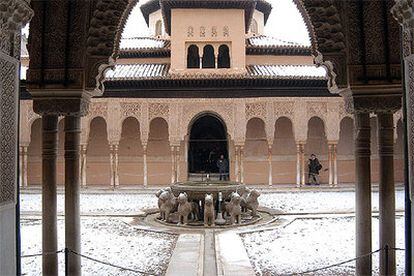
top-left (307, 153), bottom-right (322, 185)
top-left (216, 154), bottom-right (228, 181)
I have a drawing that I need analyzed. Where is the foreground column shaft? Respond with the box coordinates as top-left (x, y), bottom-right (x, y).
top-left (354, 112), bottom-right (372, 276)
top-left (377, 112), bottom-right (396, 276)
top-left (328, 144), bottom-right (333, 186)
top-left (296, 143), bottom-right (301, 187)
top-left (143, 145), bottom-right (148, 186)
top-left (268, 146), bottom-right (273, 186)
top-left (42, 115), bottom-right (59, 276)
top-left (64, 116), bottom-right (82, 276)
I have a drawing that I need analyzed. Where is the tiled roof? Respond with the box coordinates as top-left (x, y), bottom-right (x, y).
top-left (247, 35), bottom-right (305, 47)
top-left (120, 37), bottom-right (170, 51)
top-left (105, 63), bottom-right (326, 81)
top-left (246, 64), bottom-right (326, 79)
top-left (105, 64), bottom-right (170, 81)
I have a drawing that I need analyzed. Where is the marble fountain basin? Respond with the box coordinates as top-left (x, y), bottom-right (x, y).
top-left (170, 181), bottom-right (245, 201)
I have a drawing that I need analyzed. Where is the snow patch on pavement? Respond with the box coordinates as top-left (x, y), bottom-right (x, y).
top-left (240, 217), bottom-right (405, 275)
top-left (21, 218), bottom-right (177, 275)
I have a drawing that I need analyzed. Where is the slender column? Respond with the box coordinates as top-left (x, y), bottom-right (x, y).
top-left (268, 145), bottom-right (272, 186)
top-left (171, 146), bottom-right (176, 183)
top-left (199, 57), bottom-right (203, 69)
top-left (64, 116), bottom-right (82, 276)
top-left (143, 145), bottom-right (148, 187)
top-left (377, 112), bottom-right (396, 276)
top-left (80, 145), bottom-right (87, 187)
top-left (42, 115), bottom-right (58, 276)
top-left (113, 144), bottom-right (119, 187)
top-left (333, 144), bottom-right (338, 186)
top-left (354, 112), bottom-right (372, 276)
top-left (20, 146), bottom-right (28, 187)
top-left (235, 146), bottom-right (240, 182)
top-left (300, 144), bottom-right (306, 186)
top-left (175, 146), bottom-right (180, 182)
top-left (215, 55), bottom-right (218, 69)
top-left (328, 143), bottom-right (334, 186)
top-left (240, 146), bottom-right (244, 184)
top-left (296, 143), bottom-right (301, 187)
top-left (109, 144), bottom-right (115, 187)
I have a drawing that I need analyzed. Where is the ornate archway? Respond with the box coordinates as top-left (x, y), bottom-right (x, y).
top-left (188, 114), bottom-right (228, 177)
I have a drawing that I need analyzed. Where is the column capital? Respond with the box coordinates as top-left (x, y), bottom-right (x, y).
top-left (327, 140), bottom-right (339, 145)
top-left (31, 92), bottom-right (92, 117)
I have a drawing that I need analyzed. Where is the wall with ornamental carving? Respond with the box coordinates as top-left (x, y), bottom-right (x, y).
top-left (20, 97), bottom-right (404, 186)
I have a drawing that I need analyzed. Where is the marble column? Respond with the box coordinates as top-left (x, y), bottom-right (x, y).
top-left (171, 146), bottom-right (176, 183)
top-left (80, 145), bottom-right (87, 187)
top-left (354, 112), bottom-right (372, 276)
top-left (240, 146), bottom-right (245, 184)
top-left (296, 143), bottom-right (302, 187)
top-left (143, 145), bottom-right (148, 187)
top-left (42, 115), bottom-right (58, 276)
top-left (109, 144), bottom-right (119, 188)
top-left (20, 146), bottom-right (28, 187)
top-left (175, 146), bottom-right (180, 182)
top-left (328, 143), bottom-right (334, 186)
top-left (300, 144), bottom-right (306, 186)
top-left (64, 116), bottom-right (81, 276)
top-left (235, 146), bottom-right (240, 182)
top-left (268, 145), bottom-right (273, 186)
top-left (333, 143), bottom-right (338, 187)
top-left (377, 112), bottom-right (396, 276)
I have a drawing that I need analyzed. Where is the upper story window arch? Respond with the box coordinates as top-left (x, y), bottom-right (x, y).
top-left (218, 45), bottom-right (230, 68)
top-left (202, 45), bottom-right (215, 69)
top-left (155, 20), bottom-right (162, 36)
top-left (187, 45), bottom-right (200, 69)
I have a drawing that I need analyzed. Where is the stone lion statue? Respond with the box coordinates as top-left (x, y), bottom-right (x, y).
top-left (245, 189), bottom-right (260, 217)
top-left (177, 192), bottom-right (197, 225)
top-left (239, 186), bottom-right (251, 212)
top-left (225, 192), bottom-right (242, 224)
top-left (204, 194), bottom-right (215, 226)
top-left (158, 189), bottom-right (177, 222)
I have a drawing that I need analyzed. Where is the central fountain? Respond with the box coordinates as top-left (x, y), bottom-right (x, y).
top-left (155, 180), bottom-right (261, 227)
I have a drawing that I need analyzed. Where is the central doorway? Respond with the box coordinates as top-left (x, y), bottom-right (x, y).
top-left (188, 114), bottom-right (228, 178)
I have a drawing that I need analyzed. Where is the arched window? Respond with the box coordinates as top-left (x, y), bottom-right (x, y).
top-left (250, 18), bottom-right (258, 34)
top-left (187, 45), bottom-right (200, 68)
top-left (155, 20), bottom-right (162, 36)
top-left (202, 45), bottom-right (215, 68)
top-left (218, 45), bottom-right (230, 68)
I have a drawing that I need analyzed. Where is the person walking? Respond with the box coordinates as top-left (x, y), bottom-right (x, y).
top-left (216, 154), bottom-right (229, 181)
top-left (307, 154), bottom-right (322, 185)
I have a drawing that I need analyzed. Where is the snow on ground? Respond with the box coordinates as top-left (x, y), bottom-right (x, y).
top-left (259, 190), bottom-right (405, 214)
top-left (21, 189), bottom-right (405, 215)
top-left (241, 216), bottom-right (405, 275)
top-left (20, 193), bottom-right (157, 214)
top-left (21, 218), bottom-right (177, 275)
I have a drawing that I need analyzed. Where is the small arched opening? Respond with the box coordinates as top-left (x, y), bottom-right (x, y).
top-left (187, 45), bottom-right (200, 69)
top-left (218, 45), bottom-right (230, 68)
top-left (155, 20), bottom-right (162, 36)
top-left (202, 45), bottom-right (215, 68)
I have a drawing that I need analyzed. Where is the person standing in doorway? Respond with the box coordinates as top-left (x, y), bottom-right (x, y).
top-left (307, 154), bottom-right (322, 185)
top-left (217, 154), bottom-right (228, 181)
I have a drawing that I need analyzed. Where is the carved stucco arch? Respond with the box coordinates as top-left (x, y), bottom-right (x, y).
top-left (292, 0), bottom-right (343, 92)
top-left (82, 115), bottom-right (109, 146)
top-left (181, 108), bottom-right (234, 142)
top-left (273, 115), bottom-right (295, 142)
top-left (245, 117), bottom-right (268, 141)
top-left (87, 0), bottom-right (140, 93)
top-left (307, 115), bottom-right (328, 140)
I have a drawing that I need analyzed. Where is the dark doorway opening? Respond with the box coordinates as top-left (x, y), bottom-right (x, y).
top-left (188, 115), bottom-right (228, 174)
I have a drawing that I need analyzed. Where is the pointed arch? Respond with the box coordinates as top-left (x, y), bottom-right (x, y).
top-left (187, 44), bottom-right (200, 69)
top-left (218, 45), bottom-right (230, 68)
top-left (202, 45), bottom-right (215, 68)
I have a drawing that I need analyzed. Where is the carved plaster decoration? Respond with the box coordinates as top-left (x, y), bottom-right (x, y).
top-left (0, 52), bottom-right (19, 205)
top-left (223, 26), bottom-right (230, 37)
top-left (211, 26), bottom-right (217, 37)
top-left (245, 102), bottom-right (266, 121)
top-left (342, 89), bottom-right (402, 114)
top-left (121, 102), bottom-right (141, 119)
top-left (405, 53), bottom-right (414, 199)
top-left (187, 26), bottom-right (194, 37)
top-left (307, 101), bottom-right (327, 121)
top-left (149, 103), bottom-right (169, 121)
top-left (0, 0), bottom-right (32, 34)
top-left (392, 0), bottom-right (414, 58)
top-left (273, 101), bottom-right (294, 119)
top-left (200, 26), bottom-right (206, 37)
top-left (314, 51), bottom-right (339, 93)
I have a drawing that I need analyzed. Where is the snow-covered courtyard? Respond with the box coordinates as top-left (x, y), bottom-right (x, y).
top-left (20, 188), bottom-right (407, 275)
top-left (21, 218), bottom-right (177, 275)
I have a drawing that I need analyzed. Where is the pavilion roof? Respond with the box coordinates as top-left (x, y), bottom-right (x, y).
top-left (140, 0), bottom-right (272, 35)
top-left (105, 63), bottom-right (326, 81)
